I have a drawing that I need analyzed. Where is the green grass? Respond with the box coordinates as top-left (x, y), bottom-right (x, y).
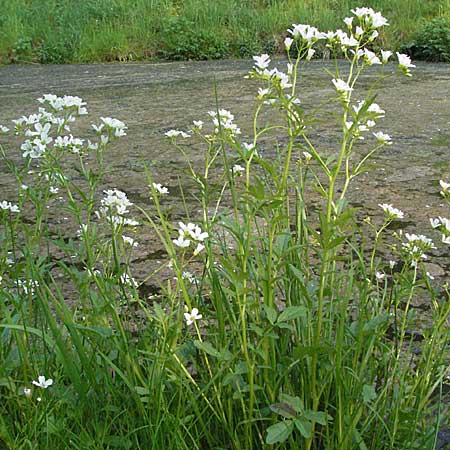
top-left (0, 0), bottom-right (449, 63)
top-left (1, 12), bottom-right (450, 449)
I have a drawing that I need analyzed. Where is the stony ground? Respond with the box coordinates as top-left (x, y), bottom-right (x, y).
top-left (0, 60), bottom-right (449, 285)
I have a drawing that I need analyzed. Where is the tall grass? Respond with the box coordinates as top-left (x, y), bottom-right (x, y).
top-left (0, 0), bottom-right (448, 63)
top-left (1, 8), bottom-right (450, 449)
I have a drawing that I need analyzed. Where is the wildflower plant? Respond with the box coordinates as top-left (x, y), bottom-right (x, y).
top-left (0, 7), bottom-right (449, 450)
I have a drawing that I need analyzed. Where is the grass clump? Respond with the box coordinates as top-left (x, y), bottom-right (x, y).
top-left (0, 0), bottom-right (449, 63)
top-left (1, 7), bottom-right (450, 450)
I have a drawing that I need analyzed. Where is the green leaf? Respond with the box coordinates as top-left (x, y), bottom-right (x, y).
top-left (265, 420), bottom-right (294, 444)
top-left (270, 403), bottom-right (297, 419)
top-left (277, 306), bottom-right (306, 323)
top-left (294, 417), bottom-right (312, 439)
top-left (304, 410), bottom-right (328, 426)
top-left (279, 394), bottom-right (303, 413)
top-left (362, 314), bottom-right (390, 333)
top-left (263, 304), bottom-right (277, 325)
top-left (193, 340), bottom-right (221, 358)
top-left (362, 384), bottom-right (377, 404)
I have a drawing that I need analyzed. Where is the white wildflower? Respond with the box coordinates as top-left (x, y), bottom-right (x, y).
top-left (379, 203), bottom-right (404, 219)
top-left (184, 307), bottom-right (202, 326)
top-left (397, 53), bottom-right (415, 77)
top-left (123, 236), bottom-right (138, 247)
top-left (373, 131), bottom-right (392, 145)
top-left (375, 271), bottom-right (385, 281)
top-left (381, 50), bottom-right (392, 63)
top-left (32, 376), bottom-right (53, 389)
top-left (284, 37), bottom-right (294, 51)
top-left (165, 129), bottom-right (190, 139)
top-left (332, 78), bottom-right (353, 93)
top-left (152, 182), bottom-right (169, 194)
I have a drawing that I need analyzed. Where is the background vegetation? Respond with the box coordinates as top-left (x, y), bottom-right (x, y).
top-left (0, 0), bottom-right (449, 63)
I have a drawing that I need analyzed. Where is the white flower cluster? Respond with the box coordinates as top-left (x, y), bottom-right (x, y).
top-left (0, 200), bottom-right (20, 213)
top-left (97, 189), bottom-right (138, 227)
top-left (165, 129), bottom-right (190, 139)
top-left (120, 273), bottom-right (138, 287)
top-left (15, 279), bottom-right (39, 295)
top-left (379, 204), bottom-right (404, 219)
top-left (173, 221), bottom-right (208, 255)
top-left (38, 94), bottom-right (87, 116)
top-left (208, 109), bottom-right (241, 137)
top-left (53, 135), bottom-right (84, 153)
top-left (13, 95), bottom-right (116, 161)
top-left (402, 233), bottom-right (435, 263)
top-left (430, 217), bottom-right (450, 244)
top-left (92, 117), bottom-right (127, 139)
top-left (251, 55), bottom-right (292, 91)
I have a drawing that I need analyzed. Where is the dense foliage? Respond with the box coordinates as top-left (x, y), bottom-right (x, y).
top-left (0, 0), bottom-right (448, 63)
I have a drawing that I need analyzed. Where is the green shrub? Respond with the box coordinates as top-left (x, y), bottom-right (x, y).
top-left (402, 17), bottom-right (450, 62)
top-left (159, 17), bottom-right (229, 60)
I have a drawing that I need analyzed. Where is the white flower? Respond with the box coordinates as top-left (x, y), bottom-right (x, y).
top-left (430, 218), bottom-right (441, 228)
top-left (351, 7), bottom-right (374, 18)
top-left (364, 49), bottom-right (381, 65)
top-left (193, 243), bottom-right (205, 256)
top-left (189, 225), bottom-right (208, 242)
top-left (257, 88), bottom-right (271, 99)
top-left (165, 129), bottom-right (190, 138)
top-left (0, 201), bottom-right (20, 213)
top-left (373, 131), bottom-right (392, 145)
top-left (92, 123), bottom-right (104, 133)
top-left (389, 260), bottom-right (396, 269)
top-left (443, 235), bottom-right (450, 245)
top-left (100, 117), bottom-right (127, 137)
top-left (288, 24), bottom-right (321, 42)
top-left (284, 37), bottom-right (293, 51)
top-left (332, 78), bottom-right (353, 93)
top-left (32, 376), bottom-right (53, 389)
top-left (182, 271), bottom-right (197, 283)
top-left (120, 273), bottom-right (138, 287)
top-left (379, 203), bottom-right (404, 219)
top-left (123, 235), bottom-right (138, 247)
top-left (355, 26), bottom-right (364, 37)
top-left (152, 182), bottom-right (169, 194)
top-left (381, 50), bottom-right (392, 63)
top-left (370, 12), bottom-right (389, 28)
top-left (173, 234), bottom-right (191, 248)
top-left (0, 125), bottom-right (9, 133)
top-left (253, 54), bottom-right (271, 71)
top-left (302, 151), bottom-right (312, 161)
top-left (49, 186), bottom-right (59, 194)
top-left (426, 272), bottom-right (435, 280)
top-left (439, 180), bottom-right (450, 192)
top-left (184, 307), bottom-right (202, 326)
top-left (397, 53), bottom-right (416, 76)
top-left (343, 17), bottom-right (353, 27)
top-left (192, 120), bottom-right (203, 130)
top-left (231, 164), bottom-right (245, 175)
top-left (24, 388), bottom-right (32, 397)
top-left (369, 30), bottom-right (379, 41)
top-left (367, 103), bottom-right (385, 117)
top-left (306, 48), bottom-right (315, 61)
top-left (366, 120), bottom-right (376, 128)
top-left (375, 271), bottom-right (385, 281)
